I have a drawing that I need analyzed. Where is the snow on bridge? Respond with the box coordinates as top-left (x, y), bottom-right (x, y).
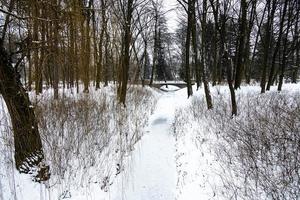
top-left (150, 81), bottom-right (195, 89)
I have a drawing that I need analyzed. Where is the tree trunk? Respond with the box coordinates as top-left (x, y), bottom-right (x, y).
top-left (104, 29), bottom-right (109, 87)
top-left (0, 40), bottom-right (49, 181)
top-left (184, 0), bottom-right (193, 98)
top-left (266, 0), bottom-right (288, 90)
top-left (201, 0), bottom-right (212, 109)
top-left (143, 40), bottom-right (148, 83)
top-left (53, 2), bottom-right (59, 99)
top-left (33, 1), bottom-right (42, 94)
top-left (118, 0), bottom-right (133, 105)
top-left (249, 1), bottom-right (267, 84)
top-left (191, 0), bottom-right (200, 89)
top-left (28, 49), bottom-right (32, 91)
top-left (234, 0), bottom-right (247, 89)
top-left (84, 13), bottom-right (91, 93)
top-left (291, 2), bottom-right (299, 83)
top-left (278, 1), bottom-right (293, 91)
top-left (96, 23), bottom-right (104, 89)
top-left (150, 10), bottom-right (158, 87)
top-left (223, 49), bottom-right (237, 116)
top-left (244, 0), bottom-right (256, 84)
top-left (260, 0), bottom-right (277, 93)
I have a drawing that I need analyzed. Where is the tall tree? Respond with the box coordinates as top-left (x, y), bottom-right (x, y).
top-left (149, 0), bottom-right (162, 86)
top-left (118, 0), bottom-right (134, 105)
top-left (178, 0), bottom-right (193, 97)
top-left (96, 0), bottom-right (109, 89)
top-left (191, 0), bottom-right (200, 89)
top-left (199, 0), bottom-right (213, 109)
top-left (260, 0), bottom-right (277, 93)
top-left (278, 0), bottom-right (294, 91)
top-left (266, 0), bottom-right (289, 90)
top-left (291, 2), bottom-right (299, 83)
top-left (234, 0), bottom-right (248, 89)
top-left (0, 1), bottom-right (49, 179)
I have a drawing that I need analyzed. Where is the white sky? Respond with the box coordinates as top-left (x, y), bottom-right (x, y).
top-left (163, 0), bottom-right (179, 33)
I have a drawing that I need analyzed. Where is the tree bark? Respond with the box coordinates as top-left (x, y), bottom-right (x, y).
top-left (291, 8), bottom-right (299, 83)
top-left (266, 0), bottom-right (288, 90)
top-left (244, 0), bottom-right (256, 84)
top-left (260, 0), bottom-right (277, 93)
top-left (201, 0), bottom-right (213, 109)
top-left (278, 1), bottom-right (293, 91)
top-left (150, 8), bottom-right (158, 87)
top-left (223, 49), bottom-right (237, 116)
top-left (191, 0), bottom-right (200, 89)
top-left (0, 40), bottom-right (49, 181)
top-left (184, 0), bottom-right (193, 98)
top-left (53, 0), bottom-right (60, 99)
top-left (118, 0), bottom-right (134, 105)
top-left (96, 0), bottom-right (106, 89)
top-left (234, 0), bottom-right (247, 89)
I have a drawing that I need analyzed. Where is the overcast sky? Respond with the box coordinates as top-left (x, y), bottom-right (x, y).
top-left (163, 0), bottom-right (179, 33)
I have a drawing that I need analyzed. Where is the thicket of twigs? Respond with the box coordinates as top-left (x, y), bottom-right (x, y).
top-left (35, 85), bottom-right (157, 191)
top-left (174, 88), bottom-right (300, 200)
top-left (1, 85), bottom-right (157, 194)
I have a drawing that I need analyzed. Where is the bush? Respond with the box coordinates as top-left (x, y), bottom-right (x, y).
top-left (34, 85), bottom-right (157, 192)
top-left (219, 93), bottom-right (300, 199)
top-left (173, 88), bottom-right (300, 200)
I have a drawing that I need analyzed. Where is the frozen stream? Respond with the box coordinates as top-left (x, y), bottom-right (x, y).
top-left (112, 90), bottom-right (187, 200)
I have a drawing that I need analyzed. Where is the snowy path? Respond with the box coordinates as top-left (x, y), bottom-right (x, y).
top-left (112, 90), bottom-right (187, 200)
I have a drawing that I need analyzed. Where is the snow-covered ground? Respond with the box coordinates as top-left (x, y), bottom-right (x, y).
top-left (174, 83), bottom-right (300, 200)
top-left (0, 85), bottom-right (160, 200)
top-left (1, 83), bottom-right (300, 199)
top-left (160, 85), bottom-right (181, 92)
top-left (111, 91), bottom-right (184, 200)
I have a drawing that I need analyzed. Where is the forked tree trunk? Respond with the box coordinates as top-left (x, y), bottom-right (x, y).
top-left (0, 40), bottom-right (49, 181)
top-left (260, 0), bottom-right (277, 93)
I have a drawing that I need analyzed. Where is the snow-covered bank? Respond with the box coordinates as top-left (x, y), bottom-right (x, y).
top-left (173, 83), bottom-right (300, 200)
top-left (107, 85), bottom-right (191, 200)
top-left (1, 83), bottom-right (300, 200)
top-left (0, 85), bottom-right (159, 200)
top-left (111, 92), bottom-right (180, 200)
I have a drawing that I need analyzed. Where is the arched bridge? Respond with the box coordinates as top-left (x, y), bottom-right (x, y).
top-left (150, 81), bottom-right (195, 89)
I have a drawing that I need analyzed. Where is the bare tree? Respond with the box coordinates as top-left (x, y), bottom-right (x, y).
top-left (266, 0), bottom-right (289, 91)
top-left (178, 0), bottom-right (193, 97)
top-left (117, 0), bottom-right (135, 105)
top-left (198, 0), bottom-right (213, 109)
top-left (234, 0), bottom-right (247, 89)
top-left (0, 1), bottom-right (49, 180)
top-left (260, 0), bottom-right (277, 93)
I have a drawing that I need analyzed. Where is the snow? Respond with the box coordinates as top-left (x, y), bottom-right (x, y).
top-left (1, 83), bottom-right (300, 199)
top-left (0, 85), bottom-right (159, 200)
top-left (174, 83), bottom-right (300, 200)
top-left (110, 89), bottom-right (188, 200)
top-left (160, 85), bottom-right (181, 91)
top-left (163, 0), bottom-right (178, 33)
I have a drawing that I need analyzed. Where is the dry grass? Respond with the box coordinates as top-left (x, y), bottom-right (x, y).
top-left (33, 85), bottom-right (158, 191)
top-left (173, 88), bottom-right (300, 200)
